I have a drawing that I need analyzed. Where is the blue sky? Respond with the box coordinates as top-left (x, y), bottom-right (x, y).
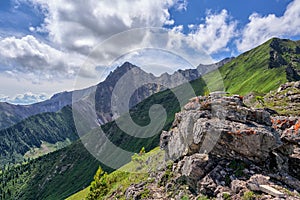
top-left (0, 0), bottom-right (300, 104)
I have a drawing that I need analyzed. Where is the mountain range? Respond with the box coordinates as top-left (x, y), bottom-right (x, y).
top-left (0, 37), bottom-right (299, 200)
top-left (0, 58), bottom-right (232, 131)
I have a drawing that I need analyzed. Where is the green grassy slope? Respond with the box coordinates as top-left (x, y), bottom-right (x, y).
top-left (67, 147), bottom-right (165, 200)
top-left (0, 106), bottom-right (78, 166)
top-left (204, 38), bottom-right (300, 95)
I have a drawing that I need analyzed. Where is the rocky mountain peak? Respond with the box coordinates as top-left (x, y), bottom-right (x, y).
top-left (104, 62), bottom-right (145, 82)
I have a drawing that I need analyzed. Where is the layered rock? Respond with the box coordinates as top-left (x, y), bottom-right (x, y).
top-left (161, 94), bottom-right (281, 164)
top-left (154, 93), bottom-right (300, 199)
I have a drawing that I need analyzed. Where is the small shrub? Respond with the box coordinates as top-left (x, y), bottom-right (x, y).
top-left (242, 191), bottom-right (255, 200)
top-left (222, 192), bottom-right (231, 200)
top-left (139, 147), bottom-right (146, 155)
top-left (255, 96), bottom-right (265, 106)
top-left (86, 167), bottom-right (110, 200)
top-left (181, 195), bottom-right (189, 200)
top-left (197, 195), bottom-right (209, 200)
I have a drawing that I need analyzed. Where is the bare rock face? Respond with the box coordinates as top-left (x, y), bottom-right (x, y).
top-left (155, 93), bottom-right (300, 199)
top-left (161, 94), bottom-right (282, 164)
top-left (180, 154), bottom-right (211, 191)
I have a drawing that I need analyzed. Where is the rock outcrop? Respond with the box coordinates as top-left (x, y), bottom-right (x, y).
top-left (161, 95), bottom-right (281, 164)
top-left (137, 92), bottom-right (300, 200)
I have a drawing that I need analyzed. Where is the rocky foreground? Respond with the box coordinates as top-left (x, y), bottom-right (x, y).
top-left (126, 86), bottom-right (300, 199)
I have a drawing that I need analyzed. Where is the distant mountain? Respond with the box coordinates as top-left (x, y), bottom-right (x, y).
top-left (94, 59), bottom-right (232, 124)
top-left (2, 38), bottom-right (298, 132)
top-left (0, 86), bottom-right (95, 130)
top-left (0, 58), bottom-right (231, 166)
top-left (0, 59), bottom-right (231, 130)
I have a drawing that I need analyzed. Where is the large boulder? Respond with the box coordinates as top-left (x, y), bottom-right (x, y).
top-left (161, 95), bottom-right (282, 164)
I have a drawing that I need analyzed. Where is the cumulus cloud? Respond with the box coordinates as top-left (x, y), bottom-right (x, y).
top-left (186, 10), bottom-right (238, 54)
top-left (82, 9), bottom-right (236, 69)
top-left (162, 9), bottom-right (237, 59)
top-left (29, 0), bottom-right (184, 54)
top-left (237, 0), bottom-right (300, 52)
top-left (0, 35), bottom-right (85, 80)
top-left (0, 92), bottom-right (48, 105)
top-left (29, 0), bottom-right (234, 57)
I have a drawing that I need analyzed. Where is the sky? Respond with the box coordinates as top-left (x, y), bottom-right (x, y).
top-left (0, 0), bottom-right (300, 104)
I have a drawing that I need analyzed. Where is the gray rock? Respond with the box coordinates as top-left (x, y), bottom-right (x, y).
top-left (197, 174), bottom-right (217, 196)
top-left (289, 151), bottom-right (300, 179)
top-left (259, 185), bottom-right (285, 198)
top-left (163, 95), bottom-right (282, 163)
top-left (247, 174), bottom-right (270, 191)
top-left (180, 154), bottom-right (210, 191)
top-left (125, 182), bottom-right (147, 200)
top-left (231, 180), bottom-right (247, 194)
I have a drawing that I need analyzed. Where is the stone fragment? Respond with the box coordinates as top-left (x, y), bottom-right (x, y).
top-left (259, 185), bottom-right (285, 198)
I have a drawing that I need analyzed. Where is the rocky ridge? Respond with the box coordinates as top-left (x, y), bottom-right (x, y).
top-left (125, 93), bottom-right (300, 200)
top-left (95, 59), bottom-right (232, 124)
top-left (0, 59), bottom-right (232, 131)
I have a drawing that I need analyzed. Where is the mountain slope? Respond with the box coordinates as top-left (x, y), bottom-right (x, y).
top-left (81, 92), bottom-right (300, 200)
top-left (0, 141), bottom-right (101, 200)
top-left (204, 38), bottom-right (300, 95)
top-left (0, 59), bottom-right (231, 167)
top-left (0, 106), bottom-right (78, 165)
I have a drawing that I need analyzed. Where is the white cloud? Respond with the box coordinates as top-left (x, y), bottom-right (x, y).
top-left (29, 26), bottom-right (35, 32)
top-left (162, 9), bottom-right (237, 59)
top-left (1, 0), bottom-right (236, 101)
top-left (185, 9), bottom-right (238, 54)
top-left (0, 35), bottom-right (85, 80)
top-left (29, 0), bottom-right (234, 57)
top-left (0, 92), bottom-right (48, 105)
top-left (237, 0), bottom-right (300, 52)
top-left (29, 0), bottom-right (182, 54)
top-left (174, 0), bottom-right (188, 11)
